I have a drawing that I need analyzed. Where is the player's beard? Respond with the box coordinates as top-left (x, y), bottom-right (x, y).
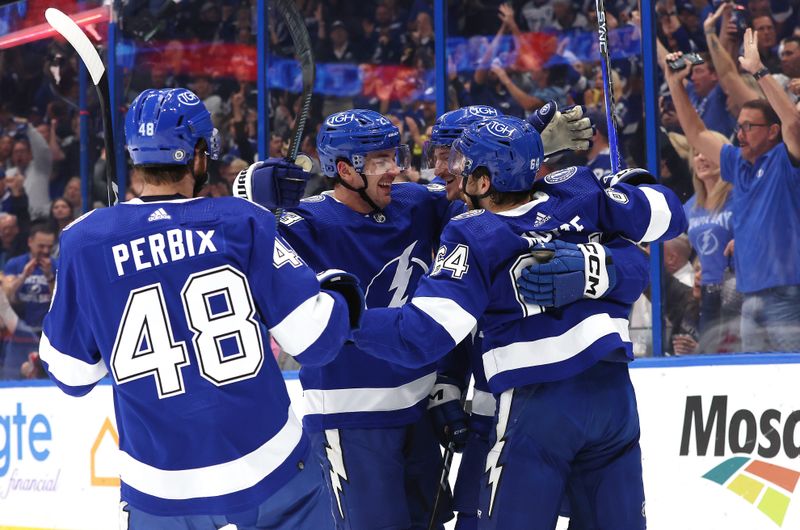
top-left (192, 170), bottom-right (209, 197)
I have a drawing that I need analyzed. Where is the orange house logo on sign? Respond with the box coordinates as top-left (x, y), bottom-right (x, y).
top-left (90, 417), bottom-right (119, 487)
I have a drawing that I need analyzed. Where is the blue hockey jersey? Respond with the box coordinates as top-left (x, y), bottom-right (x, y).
top-left (39, 196), bottom-right (353, 516)
top-left (279, 182), bottom-right (458, 431)
top-left (355, 166), bottom-right (688, 393)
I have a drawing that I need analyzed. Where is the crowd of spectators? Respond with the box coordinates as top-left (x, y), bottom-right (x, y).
top-left (0, 0), bottom-right (799, 378)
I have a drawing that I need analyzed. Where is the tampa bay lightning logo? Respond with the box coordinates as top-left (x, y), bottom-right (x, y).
top-left (544, 167), bottom-right (577, 184)
top-left (365, 241), bottom-right (429, 308)
top-left (326, 112), bottom-right (355, 126)
top-left (485, 120), bottom-right (515, 138)
top-left (604, 188), bottom-right (629, 204)
top-left (468, 105), bottom-right (498, 117)
top-left (177, 91), bottom-right (200, 106)
top-left (697, 228), bottom-right (719, 255)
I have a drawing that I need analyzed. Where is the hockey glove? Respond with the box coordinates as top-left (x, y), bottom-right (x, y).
top-left (233, 158), bottom-right (311, 210)
top-left (316, 269), bottom-right (365, 331)
top-left (517, 241), bottom-right (617, 308)
top-left (528, 102), bottom-right (593, 156)
top-left (600, 167), bottom-right (658, 188)
top-left (428, 377), bottom-right (469, 452)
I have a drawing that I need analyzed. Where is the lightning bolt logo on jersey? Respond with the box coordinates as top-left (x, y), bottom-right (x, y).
top-left (278, 183), bottom-right (454, 432)
top-left (365, 241), bottom-right (429, 308)
top-left (684, 195), bottom-right (734, 286)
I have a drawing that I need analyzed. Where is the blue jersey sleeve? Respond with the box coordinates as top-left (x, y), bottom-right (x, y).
top-left (598, 182), bottom-right (688, 243)
top-left (40, 231), bottom-right (106, 397)
top-left (601, 238), bottom-right (650, 305)
top-left (355, 221), bottom-right (487, 369)
top-left (247, 210), bottom-right (351, 367)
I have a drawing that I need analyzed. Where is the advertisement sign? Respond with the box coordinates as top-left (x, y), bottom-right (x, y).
top-left (635, 363), bottom-right (800, 530)
top-left (0, 384), bottom-right (119, 529)
top-left (1, 361), bottom-right (799, 529)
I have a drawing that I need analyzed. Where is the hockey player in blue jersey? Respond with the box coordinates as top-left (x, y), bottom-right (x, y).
top-left (38, 88), bottom-right (364, 529)
top-left (233, 104), bottom-right (599, 530)
top-left (271, 109), bottom-right (456, 530)
top-left (352, 116), bottom-right (687, 529)
top-left (422, 102), bottom-right (595, 530)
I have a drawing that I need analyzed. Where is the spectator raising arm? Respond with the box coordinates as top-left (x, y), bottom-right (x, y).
top-left (665, 51), bottom-right (726, 167)
top-left (474, 18), bottom-right (508, 86)
top-left (704, 3), bottom-right (760, 112)
top-left (740, 28), bottom-right (800, 161)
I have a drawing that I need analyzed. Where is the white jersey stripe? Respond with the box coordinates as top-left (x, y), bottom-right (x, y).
top-left (482, 314), bottom-right (630, 381)
top-left (471, 389), bottom-right (497, 417)
top-left (270, 292), bottom-right (335, 356)
top-left (304, 372), bottom-right (436, 415)
top-left (118, 407), bottom-right (303, 500)
top-left (411, 296), bottom-right (477, 344)
top-left (639, 187), bottom-right (671, 243)
top-left (39, 332), bottom-right (108, 387)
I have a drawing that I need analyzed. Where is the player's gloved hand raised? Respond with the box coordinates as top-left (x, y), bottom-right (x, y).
top-left (233, 158), bottom-right (311, 210)
top-left (600, 167), bottom-right (657, 188)
top-left (527, 101), bottom-right (593, 156)
top-left (428, 378), bottom-right (469, 452)
top-left (316, 269), bottom-right (365, 331)
top-left (517, 241), bottom-right (617, 308)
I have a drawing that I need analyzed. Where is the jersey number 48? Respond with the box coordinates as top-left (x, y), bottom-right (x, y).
top-left (110, 265), bottom-right (264, 398)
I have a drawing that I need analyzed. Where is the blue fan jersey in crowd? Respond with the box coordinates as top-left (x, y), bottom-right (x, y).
top-left (684, 194), bottom-right (734, 285)
top-left (3, 254), bottom-right (54, 328)
top-left (279, 182), bottom-right (460, 431)
top-left (587, 148), bottom-right (614, 180)
top-left (355, 165), bottom-right (687, 391)
top-left (720, 143), bottom-right (800, 292)
top-left (39, 196), bottom-right (354, 517)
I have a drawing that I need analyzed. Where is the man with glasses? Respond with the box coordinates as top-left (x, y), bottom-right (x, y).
top-left (666, 28), bottom-right (800, 353)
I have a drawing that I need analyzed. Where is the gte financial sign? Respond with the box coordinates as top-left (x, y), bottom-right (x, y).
top-left (680, 395), bottom-right (800, 458)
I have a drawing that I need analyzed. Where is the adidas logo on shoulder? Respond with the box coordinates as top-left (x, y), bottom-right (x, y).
top-left (147, 208), bottom-right (171, 222)
top-left (533, 211), bottom-right (551, 227)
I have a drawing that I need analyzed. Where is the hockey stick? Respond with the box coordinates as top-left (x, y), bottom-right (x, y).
top-left (428, 441), bottom-right (456, 530)
top-left (45, 7), bottom-right (117, 207)
top-left (593, 0), bottom-right (622, 173)
top-left (273, 0), bottom-right (315, 170)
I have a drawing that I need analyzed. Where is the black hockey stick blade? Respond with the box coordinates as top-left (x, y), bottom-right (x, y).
top-left (273, 0), bottom-right (315, 168)
top-left (45, 7), bottom-right (118, 206)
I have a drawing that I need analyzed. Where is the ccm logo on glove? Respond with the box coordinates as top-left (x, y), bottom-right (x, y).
top-left (578, 243), bottom-right (610, 298)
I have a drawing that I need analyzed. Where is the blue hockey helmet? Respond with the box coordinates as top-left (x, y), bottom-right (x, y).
top-left (429, 105), bottom-right (502, 147)
top-left (317, 109), bottom-right (406, 178)
top-left (449, 115), bottom-right (544, 193)
top-left (125, 88), bottom-right (220, 166)
top-left (424, 105), bottom-right (501, 171)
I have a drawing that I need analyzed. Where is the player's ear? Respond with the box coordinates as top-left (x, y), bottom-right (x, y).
top-left (477, 172), bottom-right (492, 194)
top-left (768, 123), bottom-right (780, 142)
top-left (336, 159), bottom-right (355, 182)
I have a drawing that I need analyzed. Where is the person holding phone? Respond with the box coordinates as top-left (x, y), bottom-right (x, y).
top-left (665, 29), bottom-right (800, 353)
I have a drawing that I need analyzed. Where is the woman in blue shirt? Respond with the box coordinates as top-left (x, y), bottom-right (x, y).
top-left (683, 131), bottom-right (738, 352)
